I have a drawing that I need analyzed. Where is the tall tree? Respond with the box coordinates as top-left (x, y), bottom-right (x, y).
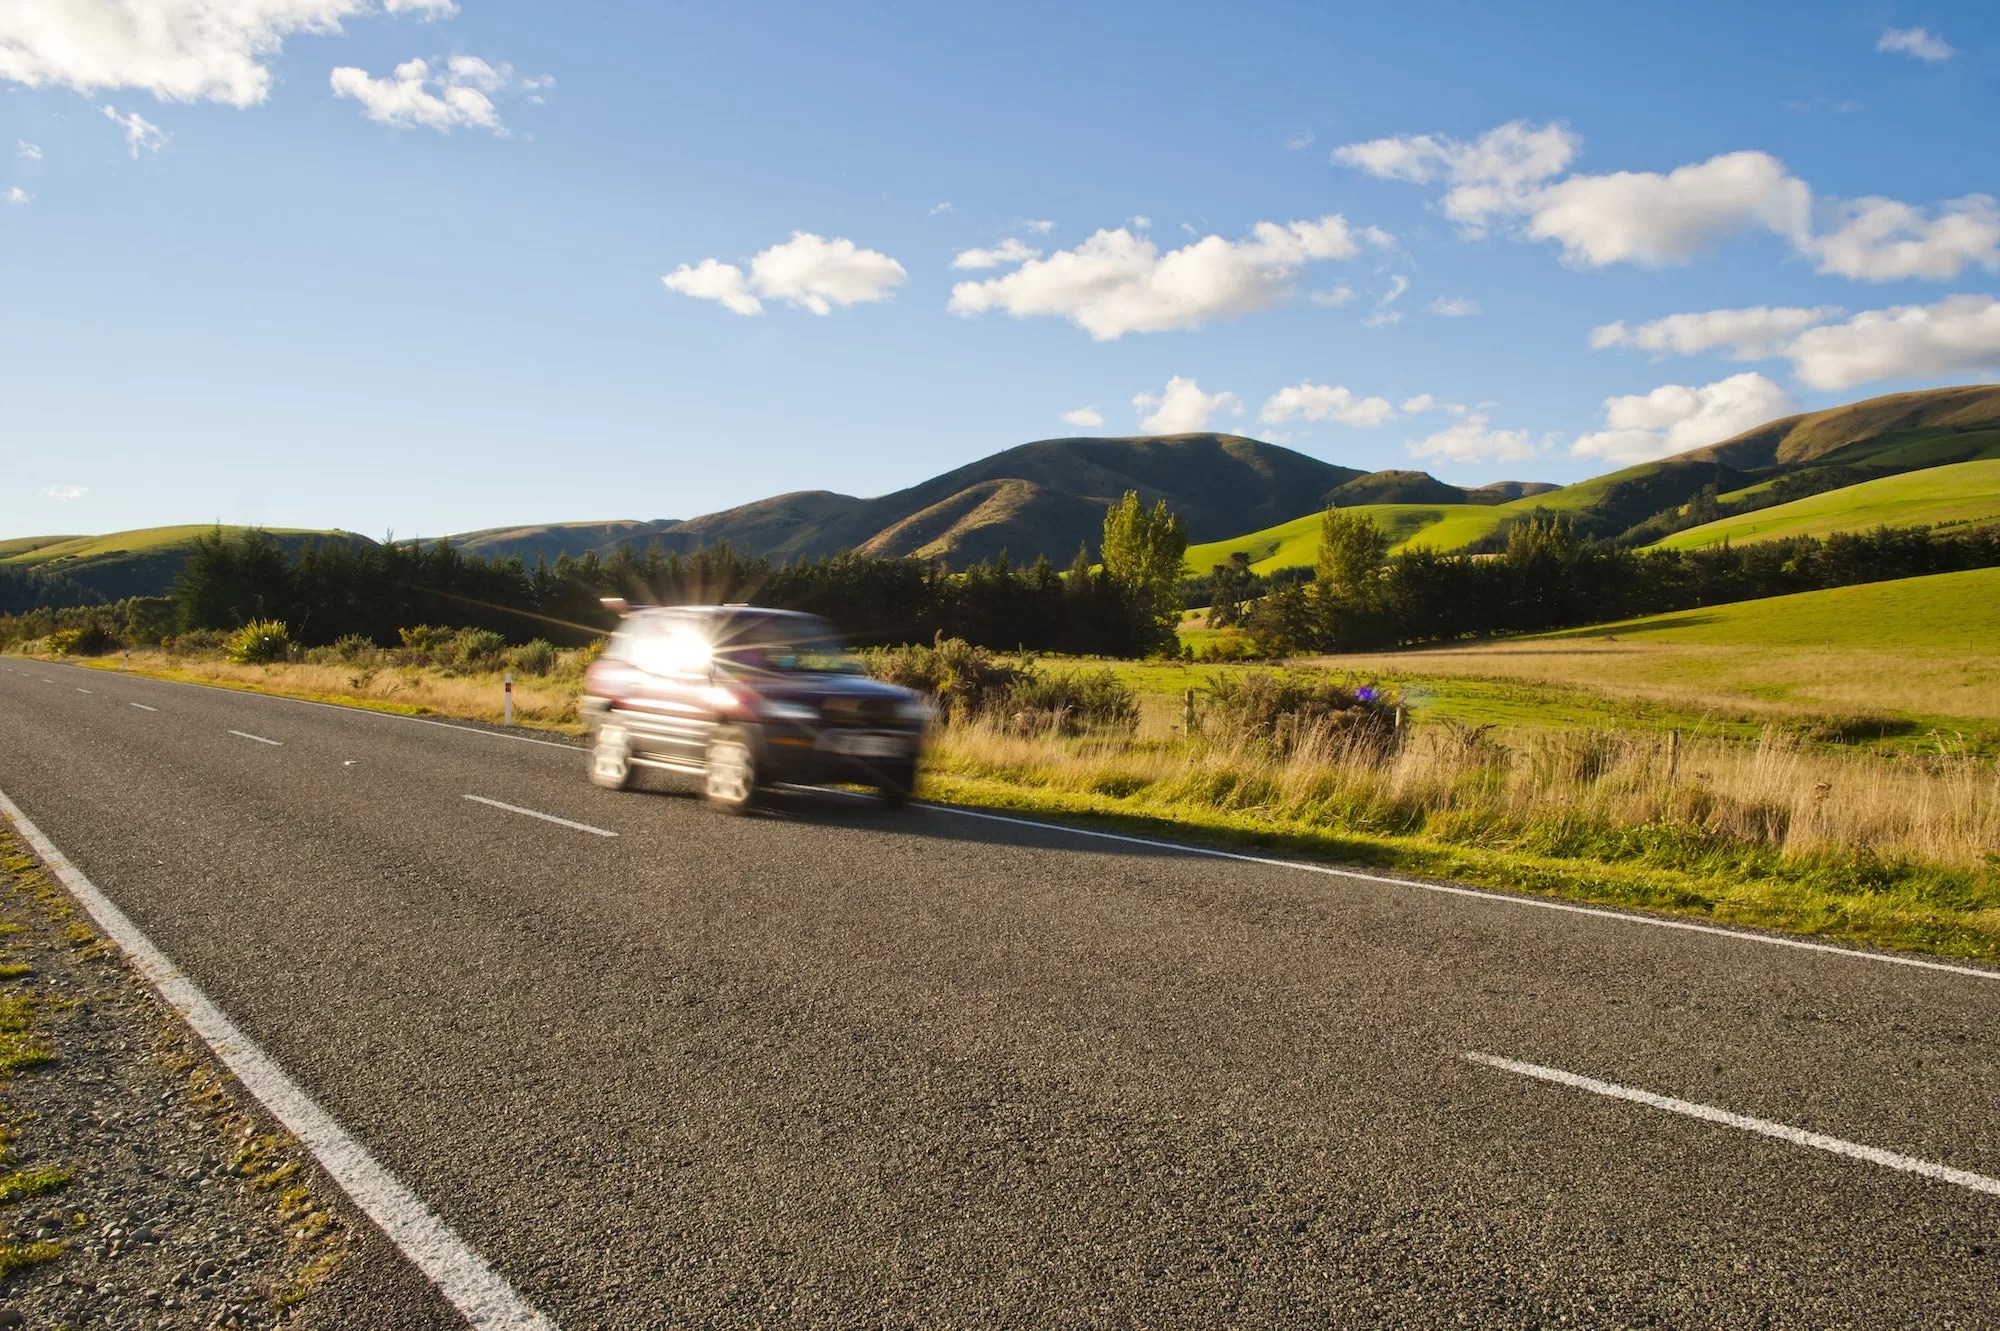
top-left (1100, 491), bottom-right (1188, 648)
top-left (1316, 507), bottom-right (1388, 603)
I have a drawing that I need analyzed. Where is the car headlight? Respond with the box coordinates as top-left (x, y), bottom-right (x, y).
top-left (761, 700), bottom-right (819, 723)
top-left (895, 697), bottom-right (931, 724)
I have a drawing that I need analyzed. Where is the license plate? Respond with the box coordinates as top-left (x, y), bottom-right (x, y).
top-left (822, 731), bottom-right (907, 758)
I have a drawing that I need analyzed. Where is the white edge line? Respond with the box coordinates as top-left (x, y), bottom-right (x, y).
top-left (0, 787), bottom-right (558, 1331)
top-left (1463, 1052), bottom-right (2000, 1198)
top-left (923, 805), bottom-right (2000, 983)
top-left (228, 729), bottom-right (283, 746)
top-left (462, 794), bottom-right (617, 838)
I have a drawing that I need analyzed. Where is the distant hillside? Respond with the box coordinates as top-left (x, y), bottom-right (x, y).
top-left (0, 525), bottom-right (372, 601)
top-left (448, 520), bottom-right (683, 562)
top-left (1650, 458), bottom-right (2000, 551)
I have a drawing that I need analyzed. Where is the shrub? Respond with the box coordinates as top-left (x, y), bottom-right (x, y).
top-left (224, 619), bottom-right (292, 665)
top-left (1195, 627), bottom-right (1260, 661)
top-left (47, 625), bottom-right (117, 657)
top-left (332, 633), bottom-right (378, 664)
top-left (395, 625), bottom-right (452, 663)
top-left (1002, 668), bottom-right (1139, 735)
top-left (860, 635), bottom-right (1023, 724)
top-left (167, 628), bottom-right (228, 656)
top-left (507, 638), bottom-right (558, 676)
top-left (441, 628), bottom-right (507, 671)
top-left (1203, 669), bottom-right (1401, 760)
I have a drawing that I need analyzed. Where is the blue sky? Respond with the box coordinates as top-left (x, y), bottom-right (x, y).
top-left (3, 0), bottom-right (1997, 540)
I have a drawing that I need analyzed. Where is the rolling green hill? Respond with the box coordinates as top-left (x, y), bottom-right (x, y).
top-left (1533, 565), bottom-right (2000, 650)
top-left (1184, 503), bottom-right (1516, 573)
top-left (0, 525), bottom-right (371, 600)
top-left (1651, 459), bottom-right (2000, 550)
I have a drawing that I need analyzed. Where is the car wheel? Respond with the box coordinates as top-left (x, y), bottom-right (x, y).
top-left (703, 728), bottom-right (759, 814)
top-left (590, 723), bottom-right (634, 790)
top-left (875, 762), bottom-right (917, 809)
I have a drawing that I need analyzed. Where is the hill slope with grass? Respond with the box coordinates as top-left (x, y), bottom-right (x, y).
top-left (1184, 504), bottom-right (1516, 574)
top-left (0, 526), bottom-right (373, 601)
top-left (1650, 458), bottom-right (2000, 550)
top-left (1536, 565), bottom-right (2000, 649)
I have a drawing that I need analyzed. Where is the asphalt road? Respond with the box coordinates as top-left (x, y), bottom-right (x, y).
top-left (2, 658), bottom-right (1997, 1329)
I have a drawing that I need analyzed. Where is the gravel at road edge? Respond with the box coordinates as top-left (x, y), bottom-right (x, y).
top-left (0, 828), bottom-right (354, 1330)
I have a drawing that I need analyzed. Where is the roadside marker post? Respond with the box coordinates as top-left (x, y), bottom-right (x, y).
top-left (503, 671), bottom-right (513, 727)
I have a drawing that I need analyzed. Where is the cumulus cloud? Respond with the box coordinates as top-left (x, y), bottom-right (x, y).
top-left (948, 216), bottom-right (1382, 340)
top-left (950, 238), bottom-right (1039, 270)
top-left (1400, 395), bottom-right (1466, 416)
top-left (1877, 27), bottom-right (1953, 62)
top-left (1405, 413), bottom-right (1544, 464)
top-left (1260, 383), bottom-right (1396, 427)
top-left (102, 104), bottom-right (166, 156)
top-left (1128, 215), bottom-right (1151, 230)
top-left (1134, 377), bottom-right (1242, 433)
top-left (1062, 406), bottom-right (1104, 428)
top-left (0, 0), bottom-right (378, 107)
top-left (1812, 195), bottom-right (2000, 282)
top-left (383, 0), bottom-right (458, 13)
top-left (1571, 373), bottom-right (1795, 465)
top-left (41, 485), bottom-right (88, 500)
top-left (663, 232), bottom-right (908, 317)
top-left (1591, 296), bottom-right (2000, 392)
top-left (1786, 295), bottom-right (2000, 391)
top-left (6, 186), bottom-right (27, 205)
top-left (1590, 305), bottom-right (1845, 360)
top-left (1430, 295), bottom-right (1481, 317)
top-left (331, 56), bottom-right (547, 134)
top-left (16, 140), bottom-right (39, 160)
top-left (1337, 122), bottom-right (1809, 266)
top-left (1309, 286), bottom-right (1355, 307)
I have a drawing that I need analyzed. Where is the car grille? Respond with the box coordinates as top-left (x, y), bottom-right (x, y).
top-left (820, 697), bottom-right (903, 727)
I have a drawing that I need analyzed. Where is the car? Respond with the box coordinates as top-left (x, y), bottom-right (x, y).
top-left (579, 604), bottom-right (929, 813)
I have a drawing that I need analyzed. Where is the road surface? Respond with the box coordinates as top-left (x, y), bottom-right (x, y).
top-left (2, 658), bottom-right (1996, 1328)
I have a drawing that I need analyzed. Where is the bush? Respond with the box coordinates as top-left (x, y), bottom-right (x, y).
top-left (332, 633), bottom-right (378, 664)
top-left (1194, 627), bottom-right (1260, 661)
top-left (860, 635), bottom-right (1023, 724)
top-left (507, 638), bottom-right (558, 676)
top-left (224, 619), bottom-right (292, 665)
top-left (166, 628), bottom-right (228, 656)
top-left (47, 625), bottom-right (117, 657)
top-left (1203, 669), bottom-right (1401, 760)
top-left (441, 628), bottom-right (506, 670)
top-left (1002, 668), bottom-right (1139, 734)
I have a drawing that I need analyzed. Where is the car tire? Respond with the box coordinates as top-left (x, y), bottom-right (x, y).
top-left (703, 727), bottom-right (760, 814)
top-left (875, 761), bottom-right (917, 809)
top-left (590, 722), bottom-right (634, 790)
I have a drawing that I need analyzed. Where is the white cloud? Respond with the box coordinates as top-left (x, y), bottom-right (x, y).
top-left (1590, 295), bottom-right (2000, 392)
top-left (41, 485), bottom-right (88, 501)
top-left (1337, 121), bottom-right (1822, 270)
top-left (1812, 195), bottom-right (2000, 282)
top-left (1363, 274), bottom-right (1408, 327)
top-left (0, 0), bottom-right (374, 107)
top-left (1571, 373), bottom-right (1795, 465)
top-left (6, 186), bottom-right (27, 205)
top-left (1128, 215), bottom-right (1150, 230)
top-left (1786, 294), bottom-right (2000, 391)
top-left (1310, 286), bottom-right (1354, 307)
top-left (331, 56), bottom-right (545, 134)
top-left (1590, 305), bottom-right (1844, 360)
top-left (1528, 151), bottom-right (1811, 267)
top-left (1062, 406), bottom-right (1104, 427)
top-left (950, 238), bottom-right (1039, 270)
top-left (1430, 295), bottom-right (1481, 317)
top-left (1406, 413), bottom-right (1544, 464)
top-left (928, 201), bottom-right (952, 216)
top-left (1260, 383), bottom-right (1396, 427)
top-left (1023, 219), bottom-right (1055, 235)
top-left (383, 0), bottom-right (458, 14)
top-left (1335, 120), bottom-right (1580, 234)
top-left (660, 258), bottom-right (762, 316)
top-left (16, 140), bottom-right (39, 160)
top-left (663, 232), bottom-right (907, 317)
top-left (1878, 26), bottom-right (1953, 62)
top-left (1134, 377), bottom-right (1242, 434)
top-left (1284, 129), bottom-right (1315, 152)
top-left (102, 104), bottom-right (166, 156)
top-left (948, 215), bottom-right (1381, 340)
top-left (1399, 395), bottom-right (1465, 416)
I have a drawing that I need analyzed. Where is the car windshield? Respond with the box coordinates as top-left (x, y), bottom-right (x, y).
top-left (714, 620), bottom-right (862, 674)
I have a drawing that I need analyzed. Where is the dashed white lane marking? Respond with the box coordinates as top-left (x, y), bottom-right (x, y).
top-left (228, 730), bottom-right (283, 746)
top-left (1463, 1052), bottom-right (2000, 1197)
top-left (76, 687), bottom-right (94, 694)
top-left (462, 794), bottom-right (617, 838)
top-left (0, 788), bottom-right (558, 1331)
top-left (929, 806), bottom-right (2000, 983)
top-left (130, 703), bottom-right (159, 712)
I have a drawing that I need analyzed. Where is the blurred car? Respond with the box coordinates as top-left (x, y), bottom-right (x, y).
top-left (579, 604), bottom-right (928, 813)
